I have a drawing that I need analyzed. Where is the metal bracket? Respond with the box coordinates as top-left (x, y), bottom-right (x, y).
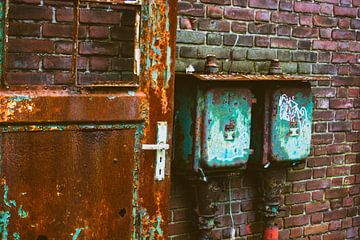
top-left (142, 122), bottom-right (169, 181)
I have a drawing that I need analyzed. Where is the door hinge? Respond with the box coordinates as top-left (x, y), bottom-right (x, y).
top-left (141, 121), bottom-right (169, 181)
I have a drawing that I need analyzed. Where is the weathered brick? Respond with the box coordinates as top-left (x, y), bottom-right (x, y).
top-left (271, 38), bottom-right (297, 49)
top-left (8, 39), bottom-right (55, 53)
top-left (325, 188), bottom-right (349, 199)
top-left (177, 31), bottom-right (205, 44)
top-left (293, 51), bottom-right (317, 62)
top-left (255, 10), bottom-right (270, 21)
top-left (307, 180), bottom-right (331, 191)
top-left (286, 193), bottom-right (311, 204)
top-left (198, 19), bottom-right (231, 32)
top-left (334, 6), bottom-right (357, 17)
top-left (284, 215), bottom-right (310, 228)
top-left (329, 99), bottom-right (353, 109)
top-left (304, 223), bottom-right (329, 235)
top-left (332, 30), bottom-right (356, 40)
top-left (224, 35), bottom-right (253, 47)
top-left (178, 2), bottom-right (205, 17)
top-left (294, 2), bottom-right (320, 14)
top-left (7, 54), bottom-right (40, 70)
top-left (313, 64), bottom-right (336, 74)
top-left (313, 16), bottom-right (337, 27)
top-left (8, 22), bottom-right (40, 37)
top-left (272, 12), bottom-right (299, 25)
top-left (287, 169), bottom-right (312, 181)
top-left (224, 7), bottom-right (254, 21)
top-left (231, 22), bottom-right (247, 33)
top-left (249, 0), bottom-right (278, 9)
top-left (9, 5), bottom-right (52, 20)
top-left (80, 9), bottom-right (120, 24)
top-left (324, 209), bottom-right (347, 221)
top-left (248, 23), bottom-right (276, 34)
top-left (313, 40), bottom-right (337, 51)
top-left (332, 53), bottom-right (357, 63)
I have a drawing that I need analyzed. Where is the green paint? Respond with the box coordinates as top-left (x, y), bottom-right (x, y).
top-left (3, 185), bottom-right (16, 208)
top-left (17, 206), bottom-right (28, 219)
top-left (203, 89), bottom-right (252, 168)
top-left (0, 211), bottom-right (10, 240)
top-left (13, 232), bottom-right (20, 240)
top-left (71, 228), bottom-right (84, 240)
top-left (132, 124), bottom-right (144, 240)
top-left (6, 96), bottom-right (32, 102)
top-left (271, 88), bottom-right (313, 161)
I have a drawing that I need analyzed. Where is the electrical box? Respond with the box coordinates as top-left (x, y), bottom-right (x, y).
top-left (174, 76), bottom-right (253, 174)
top-left (269, 86), bottom-right (313, 162)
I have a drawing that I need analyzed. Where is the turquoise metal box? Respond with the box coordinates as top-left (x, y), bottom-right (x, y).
top-left (269, 86), bottom-right (313, 162)
top-left (174, 75), bottom-right (253, 174)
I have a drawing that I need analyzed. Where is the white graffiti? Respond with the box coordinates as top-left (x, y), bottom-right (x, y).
top-left (278, 94), bottom-right (308, 134)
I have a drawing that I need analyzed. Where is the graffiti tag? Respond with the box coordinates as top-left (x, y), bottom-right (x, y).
top-left (278, 94), bottom-right (308, 134)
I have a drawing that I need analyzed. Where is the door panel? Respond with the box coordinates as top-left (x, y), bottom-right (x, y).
top-left (0, 0), bottom-right (177, 238)
top-left (1, 129), bottom-right (136, 239)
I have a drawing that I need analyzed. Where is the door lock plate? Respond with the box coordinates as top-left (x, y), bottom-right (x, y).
top-left (142, 122), bottom-right (168, 181)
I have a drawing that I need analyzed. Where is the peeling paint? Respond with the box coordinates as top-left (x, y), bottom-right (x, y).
top-left (271, 88), bottom-right (313, 161)
top-left (71, 227), bottom-right (88, 240)
top-left (0, 96), bottom-right (35, 121)
top-left (0, 180), bottom-right (28, 240)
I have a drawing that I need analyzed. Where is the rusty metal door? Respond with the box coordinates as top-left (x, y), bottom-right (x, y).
top-left (0, 0), bottom-right (176, 239)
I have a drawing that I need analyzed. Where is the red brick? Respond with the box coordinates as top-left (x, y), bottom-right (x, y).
top-left (271, 12), bottom-right (299, 25)
top-left (329, 99), bottom-right (353, 109)
top-left (285, 193), bottom-right (311, 204)
top-left (6, 72), bottom-right (53, 85)
top-left (43, 24), bottom-right (74, 38)
top-left (7, 54), bottom-right (40, 70)
top-left (279, 0), bottom-right (293, 11)
top-left (43, 56), bottom-right (72, 70)
top-left (79, 42), bottom-right (119, 56)
top-left (8, 22), bottom-right (40, 37)
top-left (332, 53), bottom-right (357, 64)
top-left (9, 5), bottom-right (52, 20)
top-left (198, 19), bottom-right (230, 32)
top-left (339, 18), bottom-right (351, 29)
top-left (323, 231), bottom-right (346, 240)
top-left (332, 30), bottom-right (356, 40)
top-left (325, 188), bottom-right (349, 199)
top-left (89, 26), bottom-right (110, 39)
top-left (255, 36), bottom-right (270, 47)
top-left (178, 2), bottom-right (205, 17)
top-left (287, 169), bottom-right (311, 181)
top-left (207, 5), bottom-right (223, 19)
top-left (255, 10), bottom-right (270, 21)
top-left (293, 27), bottom-right (318, 38)
top-left (304, 223), bottom-right (328, 235)
top-left (284, 215), bottom-right (310, 228)
top-left (306, 179), bottom-right (331, 191)
top-left (300, 15), bottom-right (312, 26)
top-left (271, 38), bottom-right (297, 49)
top-left (8, 39), bottom-right (54, 53)
top-left (290, 227), bottom-right (302, 238)
top-left (224, 7), bottom-right (254, 21)
top-left (80, 9), bottom-right (121, 24)
top-left (231, 22), bottom-right (247, 33)
top-left (313, 40), bottom-right (337, 51)
top-left (327, 144), bottom-right (352, 154)
top-left (313, 15), bottom-right (337, 27)
top-left (294, 2), bottom-right (320, 13)
top-left (249, 0), bottom-right (278, 9)
top-left (249, 23), bottom-right (276, 34)
top-left (320, 3), bottom-right (333, 15)
top-left (324, 209), bottom-right (347, 221)
top-left (306, 201), bottom-right (330, 213)
top-left (334, 6), bottom-right (357, 17)
top-left (329, 122), bottom-right (352, 132)
top-left (56, 8), bottom-right (73, 22)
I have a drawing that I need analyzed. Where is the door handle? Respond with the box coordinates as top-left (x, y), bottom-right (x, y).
top-left (141, 122), bottom-right (168, 181)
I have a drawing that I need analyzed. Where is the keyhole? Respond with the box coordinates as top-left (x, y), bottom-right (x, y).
top-left (119, 208), bottom-right (126, 217)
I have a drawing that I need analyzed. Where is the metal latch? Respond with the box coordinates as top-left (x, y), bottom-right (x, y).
top-left (142, 122), bottom-right (169, 181)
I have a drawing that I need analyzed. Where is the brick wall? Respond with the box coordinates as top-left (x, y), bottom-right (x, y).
top-left (171, 0), bottom-right (360, 239)
top-left (5, 0), bottom-right (135, 85)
